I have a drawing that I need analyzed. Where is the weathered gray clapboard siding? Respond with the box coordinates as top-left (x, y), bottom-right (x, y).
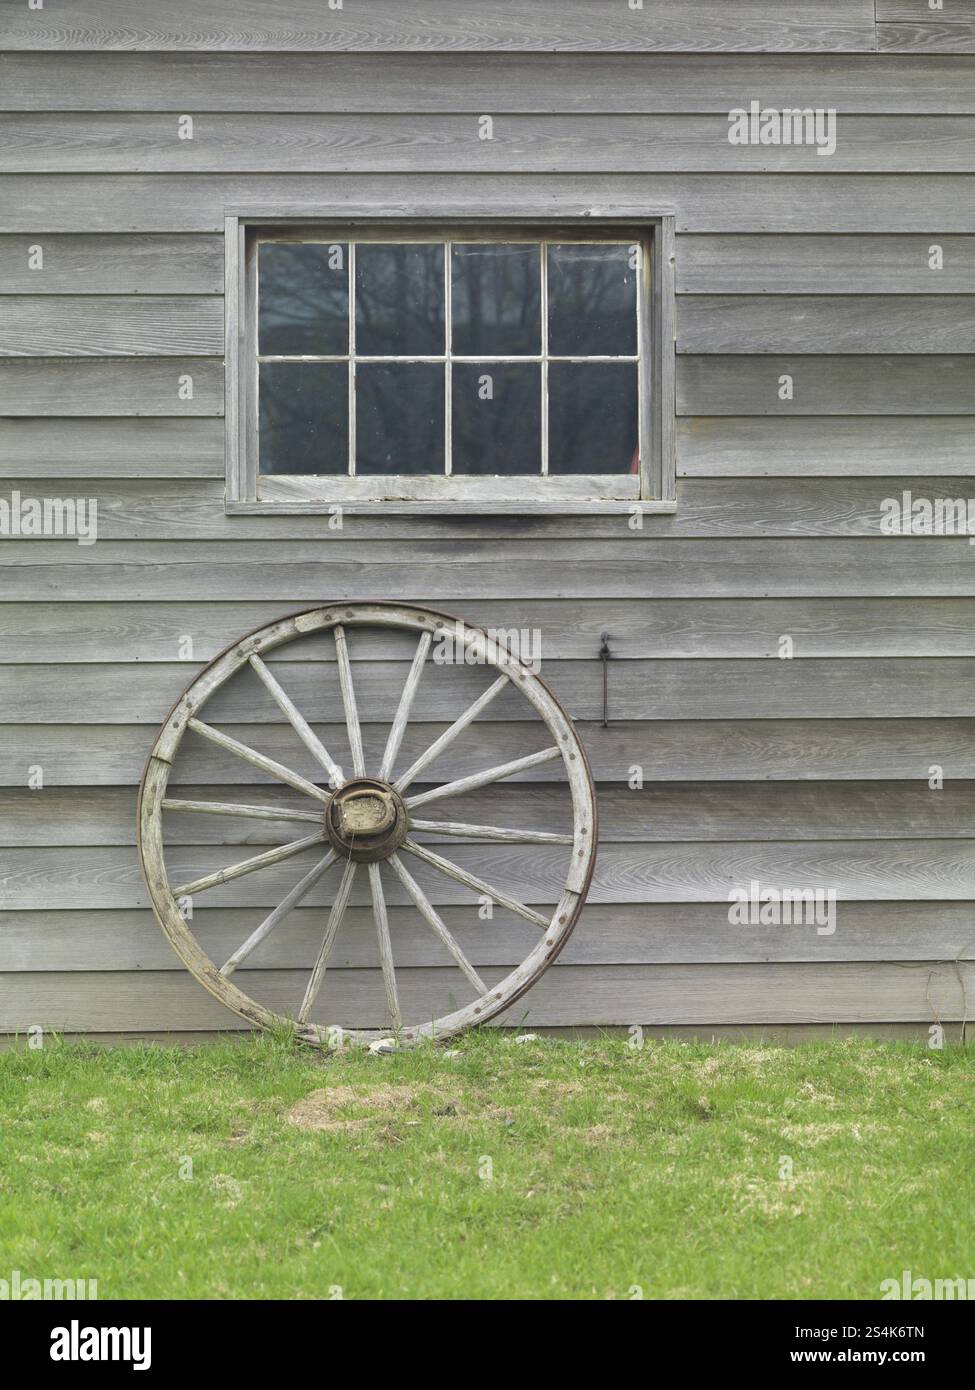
top-left (678, 418), bottom-right (975, 475)
top-left (5, 539), bottom-right (972, 598)
top-left (0, 296), bottom-right (221, 356)
top-left (6, 175), bottom-right (975, 234)
top-left (2, 20), bottom-right (972, 1037)
top-left (6, 902), bottom-right (975, 973)
top-left (3, 782), bottom-right (972, 846)
top-left (0, 235), bottom-right (222, 293)
top-left (678, 236), bottom-right (975, 294)
top-left (6, 840), bottom-right (975, 910)
top-left (6, 597), bottom-right (975, 661)
top-left (5, 658), bottom-right (975, 725)
top-left (1, 719), bottom-right (969, 787)
top-left (4, 964), bottom-right (970, 1034)
top-left (0, 418), bottom-right (224, 476)
top-left (0, 1), bottom-right (879, 54)
top-left (678, 297), bottom-right (975, 353)
top-left (7, 477), bottom-right (975, 537)
top-left (9, 114), bottom-right (975, 175)
top-left (5, 53), bottom-right (974, 113)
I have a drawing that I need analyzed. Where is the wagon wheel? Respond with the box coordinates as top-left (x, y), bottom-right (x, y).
top-left (138, 603), bottom-right (597, 1047)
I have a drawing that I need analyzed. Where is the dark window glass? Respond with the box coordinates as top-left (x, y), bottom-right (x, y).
top-left (258, 362), bottom-right (348, 474)
top-left (258, 242), bottom-right (348, 356)
top-left (451, 244), bottom-right (541, 357)
top-left (355, 244), bottom-right (445, 356)
top-left (548, 244), bottom-right (638, 357)
top-left (355, 363), bottom-right (445, 475)
top-left (548, 362), bottom-right (638, 475)
top-left (451, 364), bottom-right (540, 475)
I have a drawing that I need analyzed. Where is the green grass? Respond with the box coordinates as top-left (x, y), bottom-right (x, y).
top-left (1, 1034), bottom-right (973, 1300)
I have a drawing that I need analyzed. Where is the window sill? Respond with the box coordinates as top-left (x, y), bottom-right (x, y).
top-left (226, 498), bottom-right (677, 517)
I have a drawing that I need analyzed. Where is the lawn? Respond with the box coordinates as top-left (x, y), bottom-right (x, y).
top-left (1, 1034), bottom-right (973, 1300)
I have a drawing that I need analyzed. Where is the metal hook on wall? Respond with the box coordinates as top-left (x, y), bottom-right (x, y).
top-left (599, 632), bottom-right (611, 728)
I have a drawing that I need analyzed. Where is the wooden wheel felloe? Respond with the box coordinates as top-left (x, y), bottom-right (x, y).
top-left (137, 603), bottom-right (597, 1047)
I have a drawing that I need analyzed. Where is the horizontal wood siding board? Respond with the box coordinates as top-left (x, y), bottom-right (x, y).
top-left (5, 658), bottom-right (975, 724)
top-left (9, 114), bottom-right (975, 175)
top-left (7, 597), bottom-right (975, 661)
top-left (3, 477), bottom-right (975, 538)
top-left (5, 902), bottom-right (975, 972)
top-left (6, 175), bottom-right (975, 233)
top-left (2, 963), bottom-right (969, 1033)
top-left (3, 53), bottom-right (974, 113)
top-left (879, 25), bottom-right (975, 54)
top-left (0, 418), bottom-right (225, 476)
top-left (0, 1), bottom-right (879, 54)
top-left (677, 297), bottom-right (975, 354)
top-left (677, 356), bottom-right (975, 413)
top-left (0, 296), bottom-right (222, 357)
top-left (0, 234), bottom-right (222, 293)
top-left (1, 719), bottom-right (968, 786)
top-left (678, 417), bottom-right (975, 475)
top-left (5, 840), bottom-right (975, 909)
top-left (4, 538), bottom-right (973, 598)
top-left (677, 235), bottom-right (975, 294)
top-left (0, 359), bottom-right (223, 414)
top-left (4, 782), bottom-right (975, 847)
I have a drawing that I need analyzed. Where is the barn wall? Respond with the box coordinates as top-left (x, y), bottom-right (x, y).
top-left (2, 2), bottom-right (974, 1038)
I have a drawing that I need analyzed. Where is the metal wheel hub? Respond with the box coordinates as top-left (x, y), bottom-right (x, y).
top-left (324, 777), bottom-right (409, 862)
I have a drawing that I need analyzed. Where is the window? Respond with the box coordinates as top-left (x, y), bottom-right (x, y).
top-left (226, 217), bottom-right (675, 513)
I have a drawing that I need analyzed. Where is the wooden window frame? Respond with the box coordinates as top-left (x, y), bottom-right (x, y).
top-left (225, 210), bottom-right (676, 516)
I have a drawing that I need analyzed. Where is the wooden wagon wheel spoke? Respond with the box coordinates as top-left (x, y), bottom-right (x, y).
top-left (172, 831), bottom-right (324, 898)
top-left (298, 858), bottom-right (358, 1024)
top-left (410, 818), bottom-right (573, 845)
top-left (220, 850), bottom-right (339, 977)
top-left (368, 862), bottom-right (401, 1030)
top-left (139, 603), bottom-right (597, 1048)
top-left (187, 718), bottom-right (330, 803)
top-left (379, 630), bottom-right (432, 781)
top-left (404, 745), bottom-right (561, 810)
top-left (401, 838), bottom-right (550, 930)
top-left (394, 674), bottom-right (510, 794)
top-left (248, 652), bottom-right (345, 788)
top-left (388, 852), bottom-right (487, 997)
top-left (162, 798), bottom-right (323, 825)
top-left (334, 624), bottom-right (366, 778)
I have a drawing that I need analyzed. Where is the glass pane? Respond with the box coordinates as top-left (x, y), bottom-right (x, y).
top-left (451, 243), bottom-right (541, 356)
top-left (547, 243), bottom-right (638, 357)
top-left (452, 364), bottom-right (541, 475)
top-left (355, 244), bottom-right (445, 356)
top-left (258, 242), bottom-right (349, 356)
top-left (355, 363), bottom-right (445, 475)
top-left (548, 363), bottom-right (639, 475)
top-left (258, 362), bottom-right (348, 475)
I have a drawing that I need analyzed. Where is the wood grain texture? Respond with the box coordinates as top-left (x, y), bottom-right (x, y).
top-left (5, 901), bottom-right (975, 971)
top-left (0, 1), bottom-right (878, 54)
top-left (0, 234), bottom-right (222, 293)
top-left (678, 297), bottom-right (975, 354)
top-left (6, 175), bottom-right (975, 234)
top-left (8, 114), bottom-right (975, 175)
top-left (0, 418), bottom-right (224, 476)
top-left (6, 597), bottom-right (975, 662)
top-left (678, 417), bottom-right (975, 475)
top-left (4, 657), bottom-right (975, 725)
top-left (4, 782), bottom-right (973, 847)
top-left (3, 52), bottom-right (971, 113)
top-left (678, 355), bottom-right (975, 414)
top-left (0, 359), bottom-right (223, 414)
top-left (4, 538), bottom-right (972, 599)
top-left (677, 235), bottom-right (975, 294)
top-left (1, 962), bottom-right (969, 1033)
top-left (1, 718), bottom-right (968, 787)
top-left (0, 296), bottom-right (222, 356)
